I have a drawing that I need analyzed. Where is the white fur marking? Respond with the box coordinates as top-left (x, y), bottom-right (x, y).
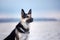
top-left (15, 29), bottom-right (29, 40)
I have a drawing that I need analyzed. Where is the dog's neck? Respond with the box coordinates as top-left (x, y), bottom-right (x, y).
top-left (21, 21), bottom-right (29, 29)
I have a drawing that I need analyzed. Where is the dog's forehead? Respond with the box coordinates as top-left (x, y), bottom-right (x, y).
top-left (25, 13), bottom-right (30, 16)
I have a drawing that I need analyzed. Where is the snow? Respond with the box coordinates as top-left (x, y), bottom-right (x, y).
top-left (0, 21), bottom-right (60, 40)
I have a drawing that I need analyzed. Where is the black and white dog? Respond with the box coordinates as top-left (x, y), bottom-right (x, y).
top-left (4, 9), bottom-right (33, 40)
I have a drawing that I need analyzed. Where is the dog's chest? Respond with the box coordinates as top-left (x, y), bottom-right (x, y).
top-left (15, 22), bottom-right (30, 40)
top-left (15, 29), bottom-right (29, 40)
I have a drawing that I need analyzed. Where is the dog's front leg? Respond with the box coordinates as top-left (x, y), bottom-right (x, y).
top-left (24, 35), bottom-right (28, 40)
top-left (15, 29), bottom-right (20, 40)
top-left (24, 33), bottom-right (29, 40)
top-left (15, 34), bottom-right (19, 40)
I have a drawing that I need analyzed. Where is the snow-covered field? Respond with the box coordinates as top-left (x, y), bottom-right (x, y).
top-left (0, 21), bottom-right (60, 40)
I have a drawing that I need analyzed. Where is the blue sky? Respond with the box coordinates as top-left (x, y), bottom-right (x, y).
top-left (0, 0), bottom-right (60, 18)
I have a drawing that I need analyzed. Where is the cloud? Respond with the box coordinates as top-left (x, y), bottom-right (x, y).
top-left (0, 13), bottom-right (20, 18)
top-left (32, 11), bottom-right (60, 19)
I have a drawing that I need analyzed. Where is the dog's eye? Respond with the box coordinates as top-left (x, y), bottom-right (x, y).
top-left (22, 16), bottom-right (26, 18)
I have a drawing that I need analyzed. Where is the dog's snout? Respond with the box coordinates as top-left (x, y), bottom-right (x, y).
top-left (30, 18), bottom-right (33, 22)
top-left (26, 18), bottom-right (33, 23)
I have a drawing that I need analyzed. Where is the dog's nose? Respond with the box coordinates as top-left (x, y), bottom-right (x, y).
top-left (30, 18), bottom-right (33, 22)
top-left (26, 18), bottom-right (33, 23)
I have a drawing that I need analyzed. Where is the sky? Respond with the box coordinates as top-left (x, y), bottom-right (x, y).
top-left (0, 0), bottom-right (60, 18)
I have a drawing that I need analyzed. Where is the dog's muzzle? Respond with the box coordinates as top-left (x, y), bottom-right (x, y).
top-left (26, 18), bottom-right (33, 23)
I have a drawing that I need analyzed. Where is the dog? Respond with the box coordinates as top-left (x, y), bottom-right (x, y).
top-left (4, 9), bottom-right (33, 40)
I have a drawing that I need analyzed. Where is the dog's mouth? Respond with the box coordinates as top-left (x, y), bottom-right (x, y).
top-left (26, 18), bottom-right (33, 23)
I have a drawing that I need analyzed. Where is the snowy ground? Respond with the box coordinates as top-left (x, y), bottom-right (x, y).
top-left (0, 21), bottom-right (60, 40)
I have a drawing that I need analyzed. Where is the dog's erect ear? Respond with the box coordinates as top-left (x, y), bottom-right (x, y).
top-left (28, 9), bottom-right (31, 14)
top-left (21, 9), bottom-right (25, 16)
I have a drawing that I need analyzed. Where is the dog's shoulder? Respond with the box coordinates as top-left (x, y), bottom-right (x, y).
top-left (16, 22), bottom-right (22, 27)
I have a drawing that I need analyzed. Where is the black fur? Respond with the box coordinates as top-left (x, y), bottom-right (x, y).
top-left (4, 29), bottom-right (15, 40)
top-left (4, 22), bottom-right (29, 40)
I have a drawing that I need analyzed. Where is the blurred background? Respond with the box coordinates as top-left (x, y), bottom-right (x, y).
top-left (0, 0), bottom-right (60, 22)
top-left (0, 0), bottom-right (60, 40)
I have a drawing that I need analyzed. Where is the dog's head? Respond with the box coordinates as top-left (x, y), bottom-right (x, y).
top-left (21, 9), bottom-right (33, 23)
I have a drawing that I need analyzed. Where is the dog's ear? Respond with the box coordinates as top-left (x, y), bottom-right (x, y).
top-left (21, 9), bottom-right (25, 16)
top-left (28, 9), bottom-right (31, 14)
